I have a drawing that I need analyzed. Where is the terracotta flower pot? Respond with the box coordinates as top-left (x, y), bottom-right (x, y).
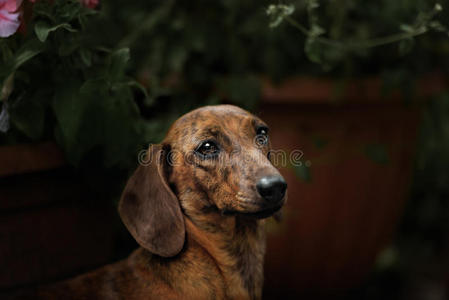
top-left (0, 142), bottom-right (117, 292)
top-left (258, 75), bottom-right (445, 298)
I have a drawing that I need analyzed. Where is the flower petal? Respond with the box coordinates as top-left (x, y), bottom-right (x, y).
top-left (4, 0), bottom-right (22, 12)
top-left (0, 10), bottom-right (20, 37)
top-left (80, 0), bottom-right (99, 9)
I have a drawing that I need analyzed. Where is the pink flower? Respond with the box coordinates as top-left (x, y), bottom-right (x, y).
top-left (80, 0), bottom-right (98, 9)
top-left (0, 0), bottom-right (22, 37)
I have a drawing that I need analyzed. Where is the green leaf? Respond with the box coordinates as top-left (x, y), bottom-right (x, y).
top-left (53, 79), bottom-right (143, 168)
top-left (78, 8), bottom-right (97, 29)
top-left (1, 39), bottom-right (45, 86)
top-left (34, 21), bottom-right (76, 42)
top-left (400, 24), bottom-right (415, 33)
top-left (107, 48), bottom-right (130, 82)
top-left (58, 1), bottom-right (83, 22)
top-left (364, 143), bottom-right (389, 164)
top-left (305, 37), bottom-right (322, 64)
top-left (266, 4), bottom-right (295, 28)
top-left (1, 73), bottom-right (14, 101)
top-left (32, 1), bottom-right (56, 22)
top-left (126, 80), bottom-right (152, 106)
top-left (429, 21), bottom-right (447, 32)
top-left (59, 42), bottom-right (79, 56)
top-left (80, 79), bottom-right (142, 168)
top-left (11, 39), bottom-right (45, 71)
top-left (79, 48), bottom-right (92, 67)
top-left (52, 80), bottom-right (95, 164)
top-left (310, 24), bottom-right (325, 37)
top-left (9, 95), bottom-right (45, 140)
top-left (307, 0), bottom-right (320, 10)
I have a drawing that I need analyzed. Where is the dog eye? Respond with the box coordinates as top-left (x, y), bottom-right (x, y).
top-left (255, 126), bottom-right (269, 146)
top-left (196, 140), bottom-right (220, 158)
top-left (256, 126), bottom-right (268, 136)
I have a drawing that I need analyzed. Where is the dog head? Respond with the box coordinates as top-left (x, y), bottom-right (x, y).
top-left (119, 105), bottom-right (287, 257)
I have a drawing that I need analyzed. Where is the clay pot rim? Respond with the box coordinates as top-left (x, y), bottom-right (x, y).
top-left (0, 142), bottom-right (66, 177)
top-left (261, 73), bottom-right (447, 104)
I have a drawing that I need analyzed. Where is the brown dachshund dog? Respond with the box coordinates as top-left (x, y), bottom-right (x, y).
top-left (18, 105), bottom-right (287, 300)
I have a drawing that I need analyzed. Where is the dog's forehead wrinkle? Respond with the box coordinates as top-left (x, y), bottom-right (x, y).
top-left (166, 106), bottom-right (265, 147)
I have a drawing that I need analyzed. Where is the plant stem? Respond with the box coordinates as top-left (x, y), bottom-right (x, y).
top-left (349, 28), bottom-right (427, 49)
top-left (285, 16), bottom-right (428, 50)
top-left (285, 16), bottom-right (343, 48)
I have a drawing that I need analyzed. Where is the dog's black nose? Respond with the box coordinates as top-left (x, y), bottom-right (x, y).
top-left (256, 175), bottom-right (287, 203)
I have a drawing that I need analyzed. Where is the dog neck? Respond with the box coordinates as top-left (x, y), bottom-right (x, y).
top-left (184, 213), bottom-right (266, 300)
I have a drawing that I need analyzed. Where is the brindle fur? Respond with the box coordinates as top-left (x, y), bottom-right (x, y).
top-left (14, 105), bottom-right (286, 300)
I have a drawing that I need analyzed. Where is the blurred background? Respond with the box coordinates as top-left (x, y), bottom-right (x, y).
top-left (1, 0), bottom-right (449, 299)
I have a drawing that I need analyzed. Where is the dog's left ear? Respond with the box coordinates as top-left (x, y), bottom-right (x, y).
top-left (119, 144), bottom-right (185, 257)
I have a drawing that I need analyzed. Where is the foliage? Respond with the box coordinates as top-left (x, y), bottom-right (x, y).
top-left (265, 2), bottom-right (449, 298)
top-left (268, 2), bottom-right (449, 70)
top-left (2, 0), bottom-right (449, 171)
top-left (0, 0), bottom-right (148, 173)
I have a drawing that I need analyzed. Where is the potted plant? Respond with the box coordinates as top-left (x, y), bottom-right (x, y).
top-left (0, 0), bottom-right (147, 291)
top-left (260, 2), bottom-right (449, 298)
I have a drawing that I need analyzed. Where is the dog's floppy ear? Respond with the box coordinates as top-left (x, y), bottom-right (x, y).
top-left (119, 144), bottom-right (185, 257)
